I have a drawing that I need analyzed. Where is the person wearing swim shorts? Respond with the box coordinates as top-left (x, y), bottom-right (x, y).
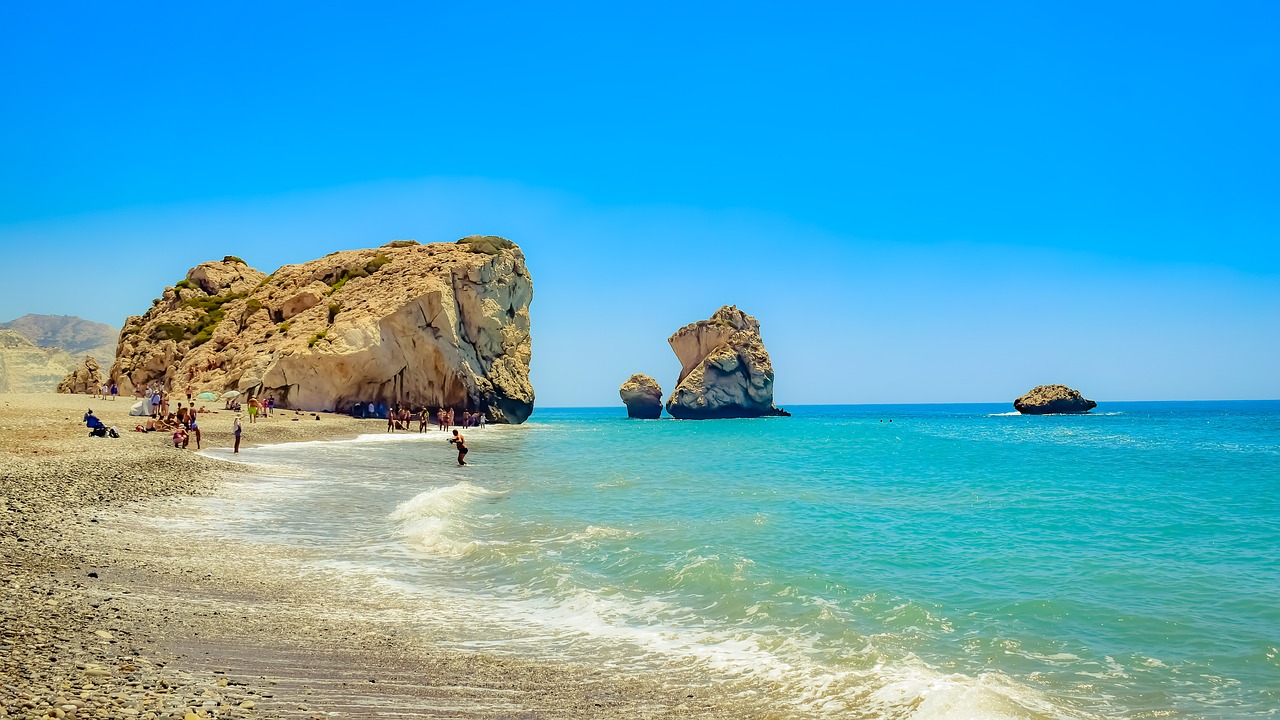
top-left (448, 430), bottom-right (468, 466)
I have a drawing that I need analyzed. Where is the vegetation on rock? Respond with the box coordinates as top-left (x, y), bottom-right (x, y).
top-left (325, 254), bottom-right (392, 295)
top-left (457, 235), bottom-right (515, 255)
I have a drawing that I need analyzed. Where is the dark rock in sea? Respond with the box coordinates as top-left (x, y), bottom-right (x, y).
top-left (1014, 385), bottom-right (1097, 414)
top-left (619, 374), bottom-right (663, 419)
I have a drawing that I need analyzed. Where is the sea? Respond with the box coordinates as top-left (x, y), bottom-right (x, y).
top-left (175, 402), bottom-right (1278, 719)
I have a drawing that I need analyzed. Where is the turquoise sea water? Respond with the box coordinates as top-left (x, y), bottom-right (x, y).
top-left (195, 402), bottom-right (1279, 718)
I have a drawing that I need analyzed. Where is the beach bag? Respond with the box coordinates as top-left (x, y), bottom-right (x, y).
top-left (107, 427), bottom-right (120, 438)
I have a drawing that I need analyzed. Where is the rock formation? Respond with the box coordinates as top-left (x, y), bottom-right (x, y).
top-left (1014, 384), bottom-right (1097, 414)
top-left (664, 306), bottom-right (787, 420)
top-left (111, 237), bottom-right (535, 422)
top-left (0, 330), bottom-right (83, 393)
top-left (619, 374), bottom-right (663, 419)
top-left (57, 356), bottom-right (106, 394)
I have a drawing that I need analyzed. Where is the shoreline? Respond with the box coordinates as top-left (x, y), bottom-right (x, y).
top-left (0, 392), bottom-right (767, 719)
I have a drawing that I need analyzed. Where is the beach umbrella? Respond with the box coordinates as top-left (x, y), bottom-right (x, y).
top-left (220, 390), bottom-right (241, 399)
top-left (196, 392), bottom-right (218, 401)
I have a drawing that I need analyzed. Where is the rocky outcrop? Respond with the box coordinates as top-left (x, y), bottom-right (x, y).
top-left (1014, 385), bottom-right (1097, 414)
top-left (110, 236), bottom-right (535, 422)
top-left (0, 330), bottom-right (81, 393)
top-left (57, 356), bottom-right (105, 394)
top-left (665, 306), bottom-right (787, 420)
top-left (619, 374), bottom-right (663, 419)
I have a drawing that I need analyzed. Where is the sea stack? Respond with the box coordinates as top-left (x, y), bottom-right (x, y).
top-left (619, 374), bottom-right (663, 419)
top-left (110, 236), bottom-right (535, 423)
top-left (665, 305), bottom-right (788, 420)
top-left (1014, 384), bottom-right (1097, 414)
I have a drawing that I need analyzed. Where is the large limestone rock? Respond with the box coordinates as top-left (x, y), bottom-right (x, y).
top-left (111, 236), bottom-right (535, 423)
top-left (186, 256), bottom-right (267, 296)
top-left (0, 330), bottom-right (83, 393)
top-left (1014, 384), bottom-right (1097, 414)
top-left (57, 356), bottom-right (105, 394)
top-left (619, 374), bottom-right (663, 419)
top-left (664, 306), bottom-right (787, 420)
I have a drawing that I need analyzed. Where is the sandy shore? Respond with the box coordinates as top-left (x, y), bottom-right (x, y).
top-left (0, 393), bottom-right (771, 719)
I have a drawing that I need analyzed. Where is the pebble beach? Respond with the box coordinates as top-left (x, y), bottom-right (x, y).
top-left (0, 393), bottom-right (753, 720)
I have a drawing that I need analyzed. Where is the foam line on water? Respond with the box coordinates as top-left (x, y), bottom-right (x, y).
top-left (390, 482), bottom-right (508, 558)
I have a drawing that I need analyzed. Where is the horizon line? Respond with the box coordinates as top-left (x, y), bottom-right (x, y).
top-left (531, 398), bottom-right (1280, 410)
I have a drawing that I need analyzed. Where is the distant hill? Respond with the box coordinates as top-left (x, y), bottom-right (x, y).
top-left (0, 314), bottom-right (118, 365)
top-left (0, 330), bottom-right (82, 393)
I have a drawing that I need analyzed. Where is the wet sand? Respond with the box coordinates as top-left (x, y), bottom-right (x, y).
top-left (0, 393), bottom-right (770, 719)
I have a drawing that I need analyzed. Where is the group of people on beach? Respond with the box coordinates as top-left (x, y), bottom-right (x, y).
top-left (92, 382), bottom-right (119, 400)
top-left (80, 377), bottom-right (477, 464)
top-left (381, 405), bottom-right (476, 465)
top-left (243, 394), bottom-right (275, 422)
top-left (381, 404), bottom-right (486, 433)
top-left (131, 402), bottom-right (203, 450)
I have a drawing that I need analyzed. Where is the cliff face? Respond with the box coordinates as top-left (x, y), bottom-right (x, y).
top-left (0, 330), bottom-right (82, 393)
top-left (111, 237), bottom-right (535, 422)
top-left (665, 306), bottom-right (786, 419)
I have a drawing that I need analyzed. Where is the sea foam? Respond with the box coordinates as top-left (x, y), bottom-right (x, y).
top-left (389, 482), bottom-right (506, 557)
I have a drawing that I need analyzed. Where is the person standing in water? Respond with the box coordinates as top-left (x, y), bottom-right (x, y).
top-left (448, 429), bottom-right (468, 466)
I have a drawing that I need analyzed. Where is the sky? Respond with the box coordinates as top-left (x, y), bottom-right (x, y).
top-left (1, 1), bottom-right (1276, 404)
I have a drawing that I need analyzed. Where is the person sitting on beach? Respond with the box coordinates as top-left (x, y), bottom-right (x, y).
top-left (84, 410), bottom-right (107, 437)
top-left (173, 426), bottom-right (188, 449)
top-left (448, 430), bottom-right (468, 466)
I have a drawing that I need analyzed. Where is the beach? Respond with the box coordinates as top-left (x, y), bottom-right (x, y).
top-left (5, 396), bottom-right (1277, 719)
top-left (0, 393), bottom-right (758, 719)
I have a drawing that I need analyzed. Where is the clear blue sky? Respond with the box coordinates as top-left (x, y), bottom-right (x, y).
top-left (1, 2), bottom-right (1276, 404)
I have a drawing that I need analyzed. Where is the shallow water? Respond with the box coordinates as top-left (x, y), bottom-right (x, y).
top-left (180, 402), bottom-right (1279, 719)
